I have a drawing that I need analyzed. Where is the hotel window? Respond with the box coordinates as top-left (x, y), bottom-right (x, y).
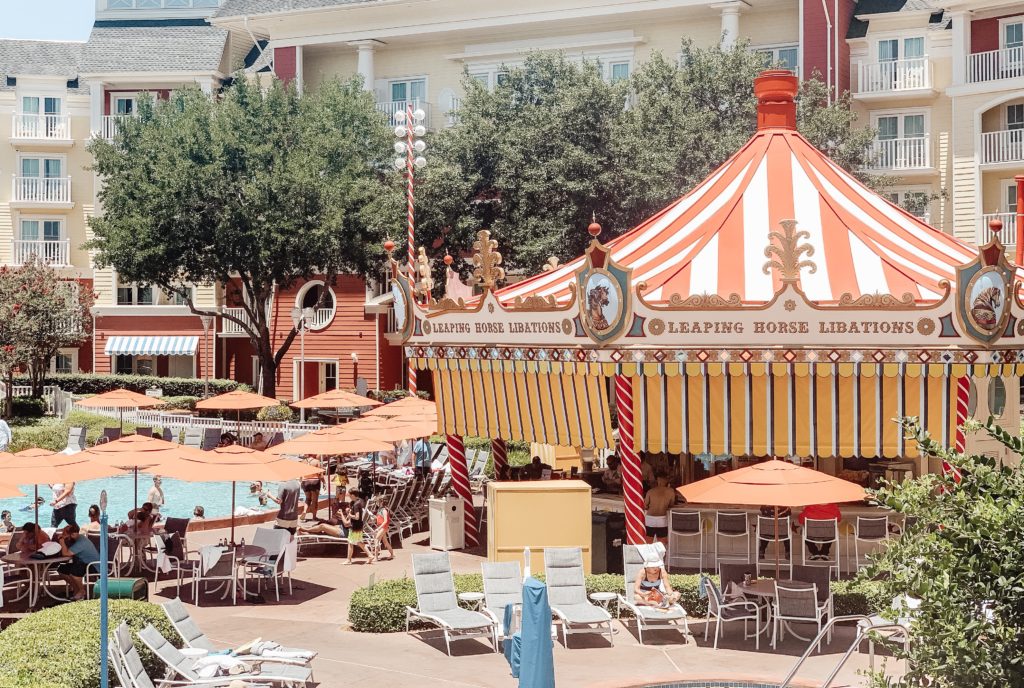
top-left (117, 283), bottom-right (154, 305)
top-left (878, 36), bottom-right (924, 62)
top-left (52, 351), bottom-right (74, 375)
top-left (20, 218), bottom-right (62, 243)
top-left (112, 95), bottom-right (136, 115)
top-left (1007, 181), bottom-right (1018, 214)
top-left (389, 79), bottom-right (426, 106)
top-left (20, 156), bottom-right (63, 180)
top-left (108, 0), bottom-right (132, 7)
top-left (756, 45), bottom-right (799, 73)
top-left (115, 354), bottom-right (134, 375)
top-left (1007, 104), bottom-right (1024, 130)
top-left (1003, 20), bottom-right (1023, 49)
top-left (608, 61), bottom-right (631, 82)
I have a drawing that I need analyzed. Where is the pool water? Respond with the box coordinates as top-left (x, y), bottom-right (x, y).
top-left (0, 474), bottom-right (282, 524)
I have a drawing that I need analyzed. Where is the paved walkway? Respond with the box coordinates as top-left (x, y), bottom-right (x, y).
top-left (165, 524), bottom-right (887, 688)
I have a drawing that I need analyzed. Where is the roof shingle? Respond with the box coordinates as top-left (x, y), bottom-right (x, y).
top-left (80, 25), bottom-right (228, 74)
top-left (215, 0), bottom-right (378, 19)
top-left (0, 39), bottom-right (84, 79)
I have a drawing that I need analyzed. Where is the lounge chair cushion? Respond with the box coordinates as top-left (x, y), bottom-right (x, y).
top-left (412, 552), bottom-right (459, 613)
top-left (426, 607), bottom-right (496, 631)
top-left (632, 604), bottom-right (687, 621)
top-left (551, 602), bottom-right (610, 625)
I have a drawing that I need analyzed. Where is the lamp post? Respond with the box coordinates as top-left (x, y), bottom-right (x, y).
top-left (99, 489), bottom-right (110, 688)
top-left (292, 307), bottom-right (315, 422)
top-left (393, 106), bottom-right (426, 395)
top-left (200, 315), bottom-right (214, 399)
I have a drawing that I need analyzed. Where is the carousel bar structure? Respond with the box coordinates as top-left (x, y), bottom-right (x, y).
top-left (386, 71), bottom-right (1024, 547)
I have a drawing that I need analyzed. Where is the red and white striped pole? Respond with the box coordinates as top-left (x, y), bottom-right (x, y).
top-left (614, 374), bottom-right (645, 545)
top-left (447, 434), bottom-right (479, 547)
top-left (945, 375), bottom-right (969, 484)
top-left (491, 438), bottom-right (508, 479)
top-left (405, 103), bottom-right (418, 395)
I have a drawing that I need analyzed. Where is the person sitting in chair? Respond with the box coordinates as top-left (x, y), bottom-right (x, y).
top-left (633, 553), bottom-right (681, 609)
top-left (55, 524), bottom-right (99, 601)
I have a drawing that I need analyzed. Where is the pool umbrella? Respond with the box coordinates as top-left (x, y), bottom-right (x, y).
top-left (81, 435), bottom-right (206, 514)
top-left (677, 459), bottom-right (867, 579)
top-left (518, 577), bottom-right (555, 688)
top-left (341, 416), bottom-right (438, 442)
top-left (0, 452), bottom-right (127, 524)
top-left (195, 390), bottom-right (280, 438)
top-left (146, 444), bottom-right (320, 543)
top-left (361, 396), bottom-right (436, 417)
top-left (291, 389), bottom-right (382, 423)
top-left (75, 389), bottom-right (167, 431)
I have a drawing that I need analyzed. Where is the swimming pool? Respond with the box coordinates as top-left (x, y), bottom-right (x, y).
top-left (0, 474), bottom-right (281, 523)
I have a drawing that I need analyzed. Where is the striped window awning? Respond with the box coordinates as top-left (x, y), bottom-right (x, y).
top-left (104, 336), bottom-right (199, 356)
top-left (423, 358), bottom-right (614, 449)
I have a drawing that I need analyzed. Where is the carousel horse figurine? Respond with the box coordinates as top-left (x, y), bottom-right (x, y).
top-left (588, 284), bottom-right (611, 330)
top-left (971, 286), bottom-right (1002, 328)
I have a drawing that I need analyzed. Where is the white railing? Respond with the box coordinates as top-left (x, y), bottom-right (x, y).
top-left (221, 307), bottom-right (252, 336)
top-left (12, 176), bottom-right (72, 204)
top-left (104, 0), bottom-right (219, 9)
top-left (979, 212), bottom-right (1018, 247)
top-left (305, 307), bottom-right (335, 330)
top-left (72, 402), bottom-right (324, 439)
top-left (0, 386), bottom-right (70, 417)
top-left (857, 57), bottom-right (931, 94)
top-left (446, 98), bottom-right (462, 126)
top-left (967, 46), bottom-right (1024, 83)
top-left (99, 114), bottom-right (132, 140)
top-left (11, 113), bottom-right (71, 140)
top-left (980, 129), bottom-right (1024, 165)
top-left (864, 136), bottom-right (930, 170)
top-left (377, 100), bottom-right (431, 127)
top-left (12, 239), bottom-right (70, 266)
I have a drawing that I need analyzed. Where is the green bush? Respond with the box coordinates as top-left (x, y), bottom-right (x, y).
top-left (256, 403), bottom-right (294, 422)
top-left (368, 389), bottom-right (431, 404)
top-left (348, 571), bottom-right (883, 633)
top-left (9, 396), bottom-right (46, 418)
top-left (9, 411), bottom-right (138, 453)
top-left (0, 599), bottom-right (181, 688)
top-left (12, 373), bottom-right (248, 397)
top-left (160, 395), bottom-right (199, 411)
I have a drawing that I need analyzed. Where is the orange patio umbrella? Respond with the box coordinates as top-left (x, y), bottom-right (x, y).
top-left (361, 396), bottom-right (435, 417)
top-left (266, 427), bottom-right (392, 456)
top-left (195, 389), bottom-right (281, 438)
top-left (76, 388), bottom-right (167, 431)
top-left (146, 444), bottom-right (320, 543)
top-left (342, 415), bottom-right (438, 442)
top-left (0, 451), bottom-right (127, 524)
top-left (290, 389), bottom-right (382, 411)
top-left (677, 459), bottom-right (868, 579)
top-left (13, 448), bottom-right (54, 458)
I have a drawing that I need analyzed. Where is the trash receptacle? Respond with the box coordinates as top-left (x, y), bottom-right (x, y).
top-left (605, 512), bottom-right (626, 575)
top-left (429, 496), bottom-right (465, 550)
top-left (95, 577), bottom-right (148, 601)
top-left (591, 511), bottom-right (609, 574)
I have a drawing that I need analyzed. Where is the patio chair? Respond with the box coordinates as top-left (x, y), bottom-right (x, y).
top-left (756, 515), bottom-right (792, 578)
top-left (267, 432), bottom-right (285, 448)
top-left (700, 574), bottom-right (762, 650)
top-left (153, 533), bottom-right (199, 598)
top-left (405, 552), bottom-right (498, 655)
top-left (137, 624), bottom-right (312, 687)
top-left (162, 598), bottom-right (316, 668)
top-left (800, 517), bottom-right (840, 579)
top-left (772, 582), bottom-right (828, 651)
top-left (1, 558), bottom-right (33, 606)
top-left (481, 560), bottom-right (522, 639)
top-left (183, 428), bottom-right (203, 449)
top-left (792, 564), bottom-right (834, 643)
top-left (163, 517), bottom-right (192, 554)
top-left (242, 528), bottom-right (294, 601)
top-left (667, 510), bottom-right (704, 572)
top-left (543, 547), bottom-right (614, 647)
top-left (201, 428), bottom-right (221, 451)
top-left (65, 426), bottom-right (86, 453)
top-left (85, 533), bottom-right (128, 596)
top-left (853, 516), bottom-right (890, 573)
top-left (192, 545), bottom-right (238, 606)
top-left (161, 428), bottom-right (174, 443)
top-left (714, 511), bottom-right (750, 567)
top-left (136, 426), bottom-right (153, 437)
top-left (100, 427), bottom-right (122, 444)
top-left (617, 545), bottom-right (689, 644)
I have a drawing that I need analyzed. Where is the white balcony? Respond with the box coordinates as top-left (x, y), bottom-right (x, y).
top-left (446, 98), bottom-right (462, 127)
top-left (220, 305), bottom-right (333, 336)
top-left (11, 113), bottom-right (72, 145)
top-left (98, 114), bottom-right (132, 141)
top-left (863, 136), bottom-right (931, 172)
top-left (978, 212), bottom-right (1017, 249)
top-left (304, 307), bottom-right (335, 331)
top-left (377, 100), bottom-right (432, 128)
top-left (980, 129), bottom-right (1024, 166)
top-left (855, 57), bottom-right (933, 98)
top-left (11, 176), bottom-right (73, 207)
top-left (12, 239), bottom-right (71, 266)
top-left (967, 46), bottom-right (1024, 84)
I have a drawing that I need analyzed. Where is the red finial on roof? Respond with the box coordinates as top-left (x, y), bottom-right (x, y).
top-left (384, 239), bottom-right (396, 253)
top-left (588, 213), bottom-right (602, 238)
top-left (754, 70), bottom-right (798, 131)
top-left (989, 218), bottom-right (1003, 234)
top-left (443, 254), bottom-right (453, 266)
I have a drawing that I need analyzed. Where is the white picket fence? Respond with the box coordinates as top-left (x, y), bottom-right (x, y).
top-left (0, 385), bottom-right (74, 417)
top-left (72, 403), bottom-right (323, 440)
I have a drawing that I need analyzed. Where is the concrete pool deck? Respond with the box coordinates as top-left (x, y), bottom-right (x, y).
top-left (165, 524), bottom-right (892, 688)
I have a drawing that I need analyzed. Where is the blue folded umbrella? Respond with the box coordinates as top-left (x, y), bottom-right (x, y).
top-left (503, 603), bottom-right (522, 678)
top-left (519, 576), bottom-right (555, 688)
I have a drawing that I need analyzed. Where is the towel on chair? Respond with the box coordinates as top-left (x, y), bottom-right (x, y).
top-left (249, 640), bottom-right (314, 661)
top-left (200, 545), bottom-right (225, 575)
top-left (282, 540), bottom-right (297, 572)
top-left (152, 536), bottom-right (172, 574)
top-left (194, 655), bottom-right (252, 679)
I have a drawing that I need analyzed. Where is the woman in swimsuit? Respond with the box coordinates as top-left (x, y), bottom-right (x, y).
top-left (633, 562), bottom-right (681, 608)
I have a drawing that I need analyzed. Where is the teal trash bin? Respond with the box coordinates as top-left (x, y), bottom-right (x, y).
top-left (95, 577), bottom-right (148, 601)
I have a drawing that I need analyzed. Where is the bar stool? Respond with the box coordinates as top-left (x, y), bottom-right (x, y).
top-left (756, 515), bottom-right (792, 578)
top-left (852, 516), bottom-right (890, 573)
top-left (714, 511), bottom-right (751, 568)
top-left (800, 517), bottom-right (840, 580)
top-left (667, 509), bottom-right (704, 572)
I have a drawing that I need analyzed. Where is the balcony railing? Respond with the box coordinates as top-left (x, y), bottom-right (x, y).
top-left (11, 113), bottom-right (71, 141)
top-left (980, 129), bottom-right (1024, 165)
top-left (446, 98), bottom-right (462, 127)
top-left (99, 114), bottom-right (131, 140)
top-left (979, 213), bottom-right (1018, 247)
top-left (377, 100), bottom-right (432, 127)
top-left (304, 307), bottom-right (335, 330)
top-left (967, 46), bottom-right (1024, 83)
top-left (863, 136), bottom-right (930, 171)
top-left (11, 176), bottom-right (72, 204)
top-left (12, 239), bottom-right (71, 266)
top-left (856, 57), bottom-right (932, 94)
top-left (221, 306), bottom-right (333, 335)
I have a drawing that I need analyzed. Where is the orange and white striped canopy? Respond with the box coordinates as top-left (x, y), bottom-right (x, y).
top-left (498, 128), bottom-right (984, 307)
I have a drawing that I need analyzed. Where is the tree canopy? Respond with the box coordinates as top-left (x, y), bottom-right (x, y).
top-left (416, 42), bottom-right (880, 275)
top-left (87, 75), bottom-right (394, 397)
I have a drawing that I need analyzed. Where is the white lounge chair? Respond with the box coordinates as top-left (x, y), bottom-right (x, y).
top-left (137, 624), bottom-right (312, 687)
top-left (617, 544), bottom-right (689, 644)
top-left (405, 552), bottom-right (498, 655)
top-left (481, 560), bottom-right (522, 639)
top-left (543, 547), bottom-right (614, 647)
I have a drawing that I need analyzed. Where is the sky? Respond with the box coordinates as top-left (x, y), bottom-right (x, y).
top-left (3, 1), bottom-right (96, 42)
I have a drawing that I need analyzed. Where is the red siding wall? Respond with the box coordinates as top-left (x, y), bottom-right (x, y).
top-left (802, 0), bottom-right (853, 93)
top-left (93, 315), bottom-right (211, 378)
top-left (274, 47), bottom-right (297, 84)
top-left (971, 15), bottom-right (1021, 54)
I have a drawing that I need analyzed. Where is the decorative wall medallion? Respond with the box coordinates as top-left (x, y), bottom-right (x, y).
top-left (916, 317), bottom-right (935, 336)
top-left (575, 238), bottom-right (633, 344)
top-left (422, 320), bottom-right (432, 335)
top-left (648, 318), bottom-right (666, 336)
top-left (955, 242), bottom-right (1014, 344)
top-left (561, 319), bottom-right (573, 335)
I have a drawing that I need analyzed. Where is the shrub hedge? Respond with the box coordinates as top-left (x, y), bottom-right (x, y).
top-left (348, 572), bottom-right (885, 633)
top-left (13, 373), bottom-right (248, 397)
top-left (256, 403), bottom-right (295, 422)
top-left (0, 599), bottom-right (181, 688)
top-left (160, 395), bottom-right (200, 411)
top-left (9, 410), bottom-right (138, 453)
top-left (9, 396), bottom-right (46, 418)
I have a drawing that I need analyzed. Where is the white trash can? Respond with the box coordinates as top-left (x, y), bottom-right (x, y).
top-left (429, 496), bottom-right (465, 551)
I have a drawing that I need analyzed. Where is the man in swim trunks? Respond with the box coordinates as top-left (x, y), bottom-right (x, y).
top-left (643, 472), bottom-right (677, 546)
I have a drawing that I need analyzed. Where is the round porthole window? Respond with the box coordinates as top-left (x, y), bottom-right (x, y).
top-left (988, 378), bottom-right (1006, 419)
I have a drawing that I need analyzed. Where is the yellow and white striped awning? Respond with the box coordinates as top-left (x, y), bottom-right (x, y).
top-left (424, 359), bottom-right (614, 449)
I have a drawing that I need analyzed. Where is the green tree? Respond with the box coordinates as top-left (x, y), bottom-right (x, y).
top-left (865, 417), bottom-right (1024, 686)
top-left (417, 42), bottom-right (882, 276)
top-left (87, 76), bottom-right (394, 397)
top-left (0, 258), bottom-right (94, 414)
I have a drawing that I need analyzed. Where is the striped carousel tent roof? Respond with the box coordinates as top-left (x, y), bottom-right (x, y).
top-left (497, 75), bottom-right (991, 308)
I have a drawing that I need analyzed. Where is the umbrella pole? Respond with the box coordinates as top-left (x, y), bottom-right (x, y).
top-left (231, 481), bottom-right (236, 545)
top-left (134, 467), bottom-right (138, 515)
top-left (774, 505), bottom-right (781, 581)
top-left (34, 485), bottom-right (38, 525)
top-left (322, 455), bottom-right (328, 521)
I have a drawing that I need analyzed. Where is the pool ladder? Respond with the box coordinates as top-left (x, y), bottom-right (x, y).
top-left (779, 614), bottom-right (910, 688)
